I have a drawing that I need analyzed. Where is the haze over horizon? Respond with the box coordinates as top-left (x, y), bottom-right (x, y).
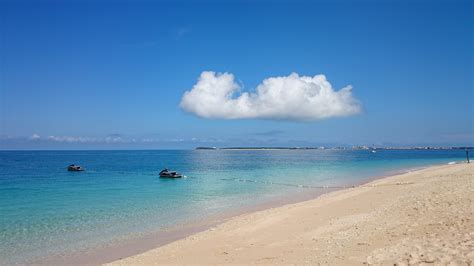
top-left (1, 0), bottom-right (472, 150)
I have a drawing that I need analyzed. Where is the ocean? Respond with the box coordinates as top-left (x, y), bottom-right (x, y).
top-left (0, 149), bottom-right (466, 264)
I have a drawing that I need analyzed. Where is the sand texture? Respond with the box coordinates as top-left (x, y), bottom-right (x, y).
top-left (108, 163), bottom-right (474, 265)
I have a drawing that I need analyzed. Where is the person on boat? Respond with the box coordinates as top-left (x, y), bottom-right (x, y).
top-left (68, 164), bottom-right (84, 171)
top-left (159, 168), bottom-right (182, 178)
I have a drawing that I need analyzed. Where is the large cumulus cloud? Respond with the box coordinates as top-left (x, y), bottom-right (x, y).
top-left (180, 71), bottom-right (362, 121)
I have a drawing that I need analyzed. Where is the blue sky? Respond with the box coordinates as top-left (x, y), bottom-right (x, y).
top-left (0, 0), bottom-right (472, 149)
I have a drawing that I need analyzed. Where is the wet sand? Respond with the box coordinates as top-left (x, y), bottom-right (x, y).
top-left (108, 163), bottom-right (473, 265)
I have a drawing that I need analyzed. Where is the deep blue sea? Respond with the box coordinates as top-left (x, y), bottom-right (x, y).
top-left (0, 149), bottom-right (466, 264)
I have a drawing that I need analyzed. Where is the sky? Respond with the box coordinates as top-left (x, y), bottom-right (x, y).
top-left (0, 0), bottom-right (473, 149)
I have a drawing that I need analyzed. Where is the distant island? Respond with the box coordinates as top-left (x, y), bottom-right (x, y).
top-left (196, 146), bottom-right (473, 150)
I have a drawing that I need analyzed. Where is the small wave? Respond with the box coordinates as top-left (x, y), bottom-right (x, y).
top-left (447, 161), bottom-right (456, 165)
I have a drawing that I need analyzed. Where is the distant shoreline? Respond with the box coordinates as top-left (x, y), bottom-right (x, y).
top-left (196, 146), bottom-right (473, 151)
top-left (0, 146), bottom-right (471, 152)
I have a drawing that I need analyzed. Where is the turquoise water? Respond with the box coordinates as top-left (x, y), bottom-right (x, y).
top-left (0, 149), bottom-right (466, 264)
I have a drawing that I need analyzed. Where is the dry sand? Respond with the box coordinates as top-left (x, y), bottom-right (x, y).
top-left (108, 163), bottom-right (473, 265)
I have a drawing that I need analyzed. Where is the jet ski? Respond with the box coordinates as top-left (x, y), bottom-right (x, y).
top-left (67, 164), bottom-right (85, 171)
top-left (159, 168), bottom-right (183, 178)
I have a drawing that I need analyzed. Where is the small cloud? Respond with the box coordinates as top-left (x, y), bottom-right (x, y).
top-left (45, 135), bottom-right (128, 144)
top-left (47, 135), bottom-right (97, 143)
top-left (175, 27), bottom-right (190, 40)
top-left (180, 71), bottom-right (362, 121)
top-left (141, 138), bottom-right (160, 143)
top-left (30, 133), bottom-right (41, 140)
top-left (104, 135), bottom-right (125, 143)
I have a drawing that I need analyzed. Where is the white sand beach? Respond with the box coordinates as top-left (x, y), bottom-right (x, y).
top-left (108, 163), bottom-right (473, 265)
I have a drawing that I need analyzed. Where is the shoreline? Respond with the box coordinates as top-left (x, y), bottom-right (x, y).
top-left (107, 162), bottom-right (473, 265)
top-left (39, 176), bottom-right (345, 264)
top-left (38, 162), bottom-right (457, 265)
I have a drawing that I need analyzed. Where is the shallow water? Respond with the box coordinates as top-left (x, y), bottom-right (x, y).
top-left (0, 149), bottom-right (465, 264)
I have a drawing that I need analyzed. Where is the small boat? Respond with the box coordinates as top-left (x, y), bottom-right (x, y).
top-left (67, 164), bottom-right (85, 171)
top-left (371, 144), bottom-right (377, 153)
top-left (159, 169), bottom-right (183, 178)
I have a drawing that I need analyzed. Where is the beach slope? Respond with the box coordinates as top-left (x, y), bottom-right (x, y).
top-left (108, 163), bottom-right (473, 265)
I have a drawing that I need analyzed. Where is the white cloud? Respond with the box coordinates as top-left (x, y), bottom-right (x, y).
top-left (46, 135), bottom-right (126, 143)
top-left (47, 135), bottom-right (97, 143)
top-left (180, 71), bottom-right (362, 121)
top-left (30, 133), bottom-right (41, 140)
top-left (104, 136), bottom-right (125, 143)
